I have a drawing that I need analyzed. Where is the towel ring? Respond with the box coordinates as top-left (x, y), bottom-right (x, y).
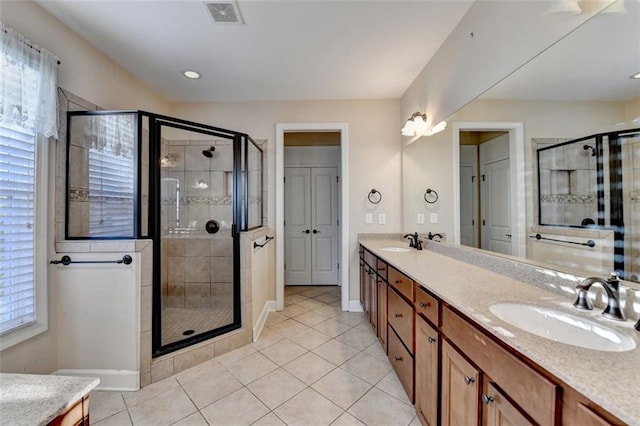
top-left (368, 189), bottom-right (382, 204)
top-left (424, 188), bottom-right (438, 204)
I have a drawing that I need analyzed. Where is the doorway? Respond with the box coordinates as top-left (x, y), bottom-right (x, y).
top-left (284, 165), bottom-right (339, 285)
top-left (276, 123), bottom-right (349, 311)
top-left (453, 122), bottom-right (526, 258)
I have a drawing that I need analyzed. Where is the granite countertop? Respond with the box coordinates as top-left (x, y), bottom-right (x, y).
top-left (359, 237), bottom-right (640, 424)
top-left (0, 373), bottom-right (99, 426)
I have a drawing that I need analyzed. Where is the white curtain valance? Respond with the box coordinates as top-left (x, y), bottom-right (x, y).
top-left (1, 23), bottom-right (59, 139)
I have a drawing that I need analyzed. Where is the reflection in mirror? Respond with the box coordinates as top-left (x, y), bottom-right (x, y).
top-left (537, 137), bottom-right (601, 228)
top-left (403, 3), bottom-right (640, 283)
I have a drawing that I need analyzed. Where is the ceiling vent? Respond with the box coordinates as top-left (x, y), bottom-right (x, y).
top-left (204, 1), bottom-right (244, 24)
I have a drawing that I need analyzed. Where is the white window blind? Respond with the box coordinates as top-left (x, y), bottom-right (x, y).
top-left (0, 99), bottom-right (37, 335)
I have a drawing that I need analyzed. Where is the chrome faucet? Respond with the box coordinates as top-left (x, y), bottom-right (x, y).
top-left (573, 273), bottom-right (626, 321)
top-left (403, 232), bottom-right (422, 250)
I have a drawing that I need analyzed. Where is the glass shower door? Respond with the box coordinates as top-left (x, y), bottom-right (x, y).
top-left (153, 118), bottom-right (240, 352)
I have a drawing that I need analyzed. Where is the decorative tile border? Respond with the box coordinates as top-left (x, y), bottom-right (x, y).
top-left (541, 194), bottom-right (595, 203)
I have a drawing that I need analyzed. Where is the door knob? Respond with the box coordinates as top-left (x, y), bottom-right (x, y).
top-left (313, 229), bottom-right (320, 234)
top-left (482, 394), bottom-right (495, 404)
top-left (505, 233), bottom-right (512, 238)
top-left (427, 336), bottom-right (436, 343)
top-left (302, 229), bottom-right (310, 234)
top-left (464, 376), bottom-right (475, 385)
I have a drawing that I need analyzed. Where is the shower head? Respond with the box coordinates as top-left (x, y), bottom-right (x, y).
top-left (202, 146), bottom-right (216, 158)
top-left (583, 144), bottom-right (596, 157)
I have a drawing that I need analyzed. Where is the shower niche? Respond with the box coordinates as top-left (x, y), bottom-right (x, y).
top-left (66, 110), bottom-right (263, 356)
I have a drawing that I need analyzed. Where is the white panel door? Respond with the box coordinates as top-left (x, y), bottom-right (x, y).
top-left (481, 158), bottom-right (512, 255)
top-left (311, 167), bottom-right (338, 285)
top-left (459, 146), bottom-right (478, 248)
top-left (284, 166), bottom-right (338, 285)
top-left (284, 167), bottom-right (311, 284)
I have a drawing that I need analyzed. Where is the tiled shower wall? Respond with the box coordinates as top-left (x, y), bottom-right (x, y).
top-left (536, 138), bottom-right (598, 226)
top-left (623, 135), bottom-right (640, 282)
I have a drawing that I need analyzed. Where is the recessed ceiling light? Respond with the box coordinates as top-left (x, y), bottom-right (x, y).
top-left (632, 72), bottom-right (640, 79)
top-left (182, 70), bottom-right (201, 79)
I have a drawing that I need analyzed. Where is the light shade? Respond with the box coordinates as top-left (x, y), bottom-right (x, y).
top-left (182, 70), bottom-right (202, 79)
top-left (401, 111), bottom-right (428, 136)
top-left (543, 0), bottom-right (581, 16)
top-left (424, 120), bottom-right (448, 136)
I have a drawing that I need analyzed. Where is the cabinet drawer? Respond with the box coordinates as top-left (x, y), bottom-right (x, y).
top-left (387, 287), bottom-right (414, 352)
top-left (442, 306), bottom-right (559, 426)
top-left (363, 249), bottom-right (377, 269)
top-left (388, 325), bottom-right (414, 403)
top-left (388, 266), bottom-right (414, 301)
top-left (415, 284), bottom-right (439, 326)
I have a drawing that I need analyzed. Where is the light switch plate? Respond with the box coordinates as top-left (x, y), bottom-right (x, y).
top-left (430, 213), bottom-right (438, 224)
top-left (365, 213), bottom-right (373, 224)
top-left (378, 213), bottom-right (386, 224)
top-left (417, 213), bottom-right (425, 224)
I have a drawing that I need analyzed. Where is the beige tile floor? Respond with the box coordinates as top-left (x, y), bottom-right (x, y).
top-left (91, 286), bottom-right (420, 426)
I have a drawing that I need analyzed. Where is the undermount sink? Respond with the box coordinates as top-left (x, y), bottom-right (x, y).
top-left (489, 302), bottom-right (636, 352)
top-left (379, 246), bottom-right (412, 253)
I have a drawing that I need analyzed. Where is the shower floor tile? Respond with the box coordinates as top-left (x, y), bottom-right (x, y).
top-left (161, 306), bottom-right (233, 346)
top-left (92, 285), bottom-right (417, 426)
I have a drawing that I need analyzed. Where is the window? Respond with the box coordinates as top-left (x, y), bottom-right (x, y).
top-left (0, 25), bottom-right (58, 348)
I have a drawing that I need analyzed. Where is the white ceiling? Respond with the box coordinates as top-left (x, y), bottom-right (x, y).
top-left (35, 0), bottom-right (474, 103)
top-left (481, 1), bottom-right (640, 102)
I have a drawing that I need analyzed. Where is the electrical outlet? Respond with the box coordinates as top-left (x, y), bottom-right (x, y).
top-left (378, 213), bottom-right (386, 224)
top-left (365, 213), bottom-right (373, 224)
top-left (430, 213), bottom-right (438, 224)
top-left (417, 213), bottom-right (425, 224)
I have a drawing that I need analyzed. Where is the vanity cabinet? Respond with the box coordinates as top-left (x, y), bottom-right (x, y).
top-left (357, 244), bottom-right (627, 426)
top-left (48, 395), bottom-right (90, 426)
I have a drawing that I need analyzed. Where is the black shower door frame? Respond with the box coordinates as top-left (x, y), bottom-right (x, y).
top-left (146, 112), bottom-right (245, 357)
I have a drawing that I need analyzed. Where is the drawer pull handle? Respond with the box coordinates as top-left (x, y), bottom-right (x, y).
top-left (394, 313), bottom-right (403, 318)
top-left (464, 376), bottom-right (475, 385)
top-left (394, 280), bottom-right (401, 284)
top-left (482, 394), bottom-right (494, 404)
top-left (394, 356), bottom-right (403, 362)
top-left (418, 301), bottom-right (431, 308)
top-left (427, 336), bottom-right (436, 343)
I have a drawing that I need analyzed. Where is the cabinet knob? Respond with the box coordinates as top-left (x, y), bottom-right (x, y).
top-left (482, 394), bottom-right (495, 404)
top-left (394, 313), bottom-right (403, 318)
top-left (464, 376), bottom-right (475, 385)
top-left (419, 301), bottom-right (431, 308)
top-left (427, 336), bottom-right (436, 343)
top-left (394, 280), bottom-right (401, 285)
top-left (394, 356), bottom-right (403, 362)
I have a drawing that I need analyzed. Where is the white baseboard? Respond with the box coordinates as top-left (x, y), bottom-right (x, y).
top-left (53, 369), bottom-right (139, 391)
top-left (253, 300), bottom-right (276, 342)
top-left (349, 300), bottom-right (364, 312)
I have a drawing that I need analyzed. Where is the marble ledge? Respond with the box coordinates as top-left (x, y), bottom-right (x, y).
top-left (0, 373), bottom-right (99, 426)
top-left (358, 237), bottom-right (640, 425)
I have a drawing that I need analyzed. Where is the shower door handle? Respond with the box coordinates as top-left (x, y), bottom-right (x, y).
top-left (313, 230), bottom-right (320, 234)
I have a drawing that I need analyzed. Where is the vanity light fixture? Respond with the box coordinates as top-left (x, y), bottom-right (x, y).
top-left (424, 120), bottom-right (448, 136)
top-left (182, 70), bottom-right (202, 79)
top-left (632, 72), bottom-right (640, 79)
top-left (401, 111), bottom-right (428, 136)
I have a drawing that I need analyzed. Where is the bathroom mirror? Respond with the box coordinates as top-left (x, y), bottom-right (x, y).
top-left (402, 3), bottom-right (640, 281)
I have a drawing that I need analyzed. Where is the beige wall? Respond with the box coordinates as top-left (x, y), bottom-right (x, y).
top-left (170, 100), bottom-right (403, 301)
top-left (0, 1), bottom-right (169, 374)
top-left (402, 98), bottom-right (631, 258)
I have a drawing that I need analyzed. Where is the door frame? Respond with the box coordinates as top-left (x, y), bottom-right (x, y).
top-left (452, 122), bottom-right (526, 258)
top-left (276, 123), bottom-right (349, 311)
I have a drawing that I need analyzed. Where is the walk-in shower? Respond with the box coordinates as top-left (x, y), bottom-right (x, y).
top-left (65, 110), bottom-right (263, 357)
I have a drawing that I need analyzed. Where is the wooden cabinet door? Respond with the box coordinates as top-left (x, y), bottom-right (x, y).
top-left (377, 279), bottom-right (388, 353)
top-left (369, 271), bottom-right (378, 333)
top-left (416, 316), bottom-right (439, 426)
top-left (484, 382), bottom-right (534, 426)
top-left (441, 340), bottom-right (481, 426)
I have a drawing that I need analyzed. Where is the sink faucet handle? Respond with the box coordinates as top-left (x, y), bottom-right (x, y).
top-left (573, 288), bottom-right (593, 311)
